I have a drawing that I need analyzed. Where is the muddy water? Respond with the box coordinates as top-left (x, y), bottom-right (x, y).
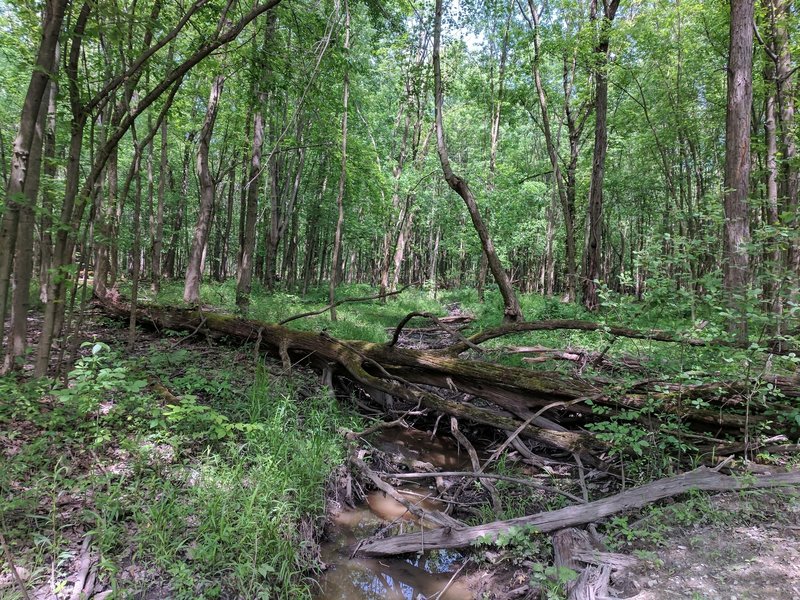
top-left (316, 429), bottom-right (475, 599)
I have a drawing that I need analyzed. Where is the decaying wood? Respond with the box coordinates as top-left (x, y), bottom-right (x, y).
top-left (379, 471), bottom-right (586, 504)
top-left (449, 319), bottom-right (794, 355)
top-left (553, 528), bottom-right (634, 600)
top-left (95, 297), bottom-right (606, 463)
top-left (69, 535), bottom-right (93, 600)
top-left (354, 466), bottom-right (800, 556)
top-left (94, 297), bottom-right (795, 471)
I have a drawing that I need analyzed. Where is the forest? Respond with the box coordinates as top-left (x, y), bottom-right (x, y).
top-left (1, 0), bottom-right (799, 598)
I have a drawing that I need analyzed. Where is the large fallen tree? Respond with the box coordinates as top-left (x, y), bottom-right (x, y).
top-left (95, 297), bottom-right (799, 461)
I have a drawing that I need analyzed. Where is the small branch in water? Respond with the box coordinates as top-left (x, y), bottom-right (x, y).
top-left (350, 454), bottom-right (464, 530)
top-left (430, 557), bottom-right (470, 600)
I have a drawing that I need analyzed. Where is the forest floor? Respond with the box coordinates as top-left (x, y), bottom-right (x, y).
top-left (3, 283), bottom-right (800, 599)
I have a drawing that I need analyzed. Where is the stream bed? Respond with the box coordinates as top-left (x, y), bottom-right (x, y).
top-left (315, 428), bottom-right (477, 599)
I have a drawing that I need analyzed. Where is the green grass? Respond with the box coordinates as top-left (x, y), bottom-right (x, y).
top-left (1, 342), bottom-right (359, 599)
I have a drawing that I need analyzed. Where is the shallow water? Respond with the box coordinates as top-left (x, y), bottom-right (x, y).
top-left (315, 429), bottom-right (476, 599)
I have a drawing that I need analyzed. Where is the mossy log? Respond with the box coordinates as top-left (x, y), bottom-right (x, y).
top-left (97, 297), bottom-right (792, 459)
top-left (96, 297), bottom-right (604, 462)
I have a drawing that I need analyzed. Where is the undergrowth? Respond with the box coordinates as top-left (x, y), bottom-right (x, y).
top-left (0, 339), bottom-right (359, 599)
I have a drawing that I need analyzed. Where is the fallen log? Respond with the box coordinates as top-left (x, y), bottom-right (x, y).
top-left (95, 297), bottom-right (604, 463)
top-left (354, 466), bottom-right (800, 556)
top-left (94, 297), bottom-right (792, 464)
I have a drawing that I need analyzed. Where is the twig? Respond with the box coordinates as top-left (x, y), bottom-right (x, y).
top-left (480, 397), bottom-right (594, 474)
top-left (379, 471), bottom-right (586, 504)
top-left (279, 285), bottom-right (410, 325)
top-left (0, 530), bottom-right (30, 600)
top-left (430, 558), bottom-right (470, 600)
top-left (351, 454), bottom-right (463, 530)
top-left (342, 401), bottom-right (420, 439)
top-left (170, 309), bottom-right (207, 348)
top-left (573, 453), bottom-right (589, 503)
top-left (450, 417), bottom-right (502, 512)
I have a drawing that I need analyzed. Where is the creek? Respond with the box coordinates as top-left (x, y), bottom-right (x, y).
top-left (315, 428), bottom-right (478, 599)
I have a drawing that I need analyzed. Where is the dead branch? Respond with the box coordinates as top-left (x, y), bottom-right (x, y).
top-left (389, 311), bottom-right (482, 352)
top-left (377, 471), bottom-right (585, 504)
top-left (279, 285), bottom-right (409, 325)
top-left (448, 319), bottom-right (793, 356)
top-left (355, 466), bottom-right (800, 556)
top-left (350, 454), bottom-right (463, 530)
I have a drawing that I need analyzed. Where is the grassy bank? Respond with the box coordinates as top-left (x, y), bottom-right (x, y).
top-left (1, 333), bottom-right (359, 599)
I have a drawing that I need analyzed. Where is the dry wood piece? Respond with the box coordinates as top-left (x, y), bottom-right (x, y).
top-left (354, 466), bottom-right (800, 556)
top-left (552, 528), bottom-right (634, 599)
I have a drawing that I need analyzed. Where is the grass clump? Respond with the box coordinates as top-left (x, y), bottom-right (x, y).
top-left (0, 341), bottom-right (357, 599)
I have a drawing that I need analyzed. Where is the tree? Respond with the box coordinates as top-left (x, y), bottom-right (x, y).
top-left (0, 0), bottom-right (66, 368)
top-left (722, 0), bottom-right (754, 342)
top-left (432, 0), bottom-right (523, 323)
top-left (582, 0), bottom-right (621, 311)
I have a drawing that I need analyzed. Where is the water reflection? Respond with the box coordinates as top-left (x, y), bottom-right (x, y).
top-left (316, 429), bottom-right (474, 599)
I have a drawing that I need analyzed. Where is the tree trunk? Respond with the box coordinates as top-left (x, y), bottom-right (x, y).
top-left (329, 0), bottom-right (350, 322)
top-left (151, 105), bottom-right (169, 294)
top-left (39, 68), bottom-right (58, 304)
top-left (770, 0), bottom-right (798, 333)
top-left (184, 71), bottom-right (226, 304)
top-left (0, 0), bottom-right (66, 359)
top-left (128, 146), bottom-right (144, 350)
top-left (432, 0), bottom-right (523, 323)
top-left (582, 0), bottom-right (620, 311)
top-left (526, 0), bottom-right (577, 302)
top-left (722, 0), bottom-right (754, 343)
top-left (165, 132), bottom-right (194, 279)
top-left (2, 83), bottom-right (48, 373)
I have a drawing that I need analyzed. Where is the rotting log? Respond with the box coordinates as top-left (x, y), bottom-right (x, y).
top-left (96, 297), bottom-right (796, 453)
top-left (94, 297), bottom-right (604, 463)
top-left (354, 466), bottom-right (800, 556)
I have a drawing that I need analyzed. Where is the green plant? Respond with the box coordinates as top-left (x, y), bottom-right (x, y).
top-left (473, 524), bottom-right (548, 565)
top-left (529, 563), bottom-right (578, 600)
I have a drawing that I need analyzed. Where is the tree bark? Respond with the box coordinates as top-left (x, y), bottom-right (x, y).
top-left (0, 0), bottom-right (66, 360)
top-left (2, 82), bottom-right (48, 373)
top-left (582, 0), bottom-right (620, 311)
top-left (184, 71), bottom-right (226, 304)
top-left (151, 97), bottom-right (169, 294)
top-left (432, 0), bottom-right (523, 323)
top-left (329, 0), bottom-right (350, 322)
top-left (722, 0), bottom-right (754, 343)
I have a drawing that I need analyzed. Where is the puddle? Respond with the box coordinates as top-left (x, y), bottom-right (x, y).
top-left (315, 429), bottom-right (476, 599)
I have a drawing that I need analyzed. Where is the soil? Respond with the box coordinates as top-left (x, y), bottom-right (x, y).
top-left (620, 490), bottom-right (800, 600)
